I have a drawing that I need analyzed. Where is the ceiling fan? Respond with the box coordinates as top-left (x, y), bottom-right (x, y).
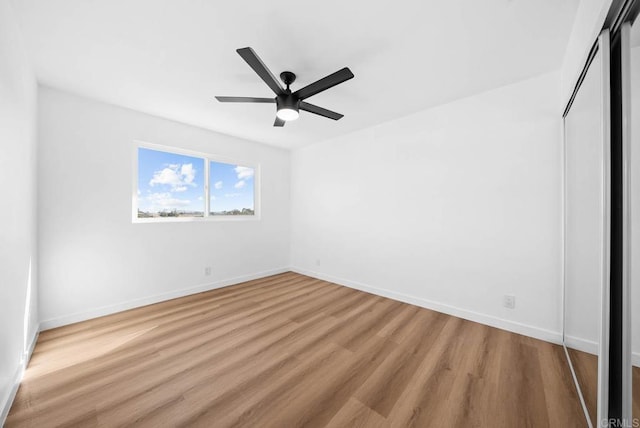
top-left (215, 47), bottom-right (354, 127)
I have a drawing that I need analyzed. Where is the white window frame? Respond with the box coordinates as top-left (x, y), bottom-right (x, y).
top-left (132, 140), bottom-right (260, 223)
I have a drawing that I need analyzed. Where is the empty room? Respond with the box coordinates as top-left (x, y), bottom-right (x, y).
top-left (1, 0), bottom-right (639, 426)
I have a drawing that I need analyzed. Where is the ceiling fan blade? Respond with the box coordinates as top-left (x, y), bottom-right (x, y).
top-left (236, 47), bottom-right (284, 95)
top-left (293, 67), bottom-right (354, 100)
top-left (274, 117), bottom-right (286, 127)
top-left (215, 96), bottom-right (275, 103)
top-left (299, 102), bottom-right (344, 120)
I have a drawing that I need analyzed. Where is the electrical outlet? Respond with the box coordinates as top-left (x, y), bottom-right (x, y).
top-left (503, 295), bottom-right (515, 309)
top-left (204, 266), bottom-right (212, 276)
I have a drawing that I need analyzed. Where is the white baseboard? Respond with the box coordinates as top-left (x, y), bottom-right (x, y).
top-left (24, 327), bottom-right (39, 368)
top-left (564, 334), bottom-right (598, 356)
top-left (290, 266), bottom-right (563, 345)
top-left (40, 267), bottom-right (289, 330)
top-left (558, 337), bottom-right (640, 368)
top-left (0, 365), bottom-right (22, 427)
top-left (1, 327), bottom-right (39, 426)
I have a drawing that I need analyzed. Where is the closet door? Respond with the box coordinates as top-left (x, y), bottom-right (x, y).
top-left (564, 29), bottom-right (611, 427)
top-left (621, 15), bottom-right (639, 425)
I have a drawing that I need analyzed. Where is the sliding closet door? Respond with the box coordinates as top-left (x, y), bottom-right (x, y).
top-left (564, 30), bottom-right (611, 427)
top-left (622, 16), bottom-right (640, 424)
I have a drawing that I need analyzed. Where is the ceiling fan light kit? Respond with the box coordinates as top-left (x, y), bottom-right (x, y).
top-left (216, 47), bottom-right (354, 127)
top-left (275, 89), bottom-right (299, 121)
top-left (276, 107), bottom-right (299, 121)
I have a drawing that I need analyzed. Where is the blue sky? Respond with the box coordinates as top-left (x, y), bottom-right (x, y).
top-left (209, 161), bottom-right (254, 212)
top-left (137, 147), bottom-right (254, 213)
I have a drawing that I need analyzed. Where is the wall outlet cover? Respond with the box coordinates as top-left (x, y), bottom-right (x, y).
top-left (503, 295), bottom-right (516, 309)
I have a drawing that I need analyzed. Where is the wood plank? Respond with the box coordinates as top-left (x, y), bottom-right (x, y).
top-left (634, 365), bottom-right (639, 422)
top-left (325, 397), bottom-right (389, 428)
top-left (567, 347), bottom-right (598, 426)
top-left (6, 272), bottom-right (587, 427)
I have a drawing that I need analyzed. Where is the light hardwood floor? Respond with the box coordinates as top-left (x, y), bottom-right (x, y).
top-left (635, 366), bottom-right (640, 422)
top-left (567, 348), bottom-right (598, 427)
top-left (7, 272), bottom-right (587, 427)
top-left (568, 347), bottom-right (640, 425)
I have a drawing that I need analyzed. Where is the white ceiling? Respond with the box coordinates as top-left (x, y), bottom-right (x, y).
top-left (11, 0), bottom-right (579, 149)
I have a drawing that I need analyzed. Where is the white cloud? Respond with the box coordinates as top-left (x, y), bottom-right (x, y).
top-left (224, 193), bottom-right (242, 198)
top-left (149, 163), bottom-right (197, 192)
top-left (150, 168), bottom-right (180, 187)
top-left (181, 164), bottom-right (195, 184)
top-left (234, 180), bottom-right (245, 189)
top-left (234, 166), bottom-right (254, 180)
top-left (214, 180), bottom-right (223, 190)
top-left (145, 192), bottom-right (191, 209)
top-left (197, 196), bottom-right (203, 201)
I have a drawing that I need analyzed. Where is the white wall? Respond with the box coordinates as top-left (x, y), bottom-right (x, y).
top-left (290, 72), bottom-right (563, 342)
top-left (0, 0), bottom-right (39, 422)
top-left (38, 87), bottom-right (290, 328)
top-left (561, 0), bottom-right (612, 107)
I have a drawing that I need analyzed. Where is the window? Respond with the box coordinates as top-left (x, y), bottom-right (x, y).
top-left (137, 147), bottom-right (205, 218)
top-left (209, 161), bottom-right (255, 216)
top-left (134, 144), bottom-right (258, 221)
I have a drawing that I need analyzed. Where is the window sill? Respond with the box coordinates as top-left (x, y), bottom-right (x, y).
top-left (132, 215), bottom-right (261, 223)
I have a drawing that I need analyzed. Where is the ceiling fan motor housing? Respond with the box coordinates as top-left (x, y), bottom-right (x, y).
top-left (276, 93), bottom-right (299, 112)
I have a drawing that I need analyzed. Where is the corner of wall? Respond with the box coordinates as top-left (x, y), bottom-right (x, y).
top-left (560, 0), bottom-right (613, 106)
top-left (0, 326), bottom-right (39, 426)
top-left (289, 266), bottom-right (563, 344)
